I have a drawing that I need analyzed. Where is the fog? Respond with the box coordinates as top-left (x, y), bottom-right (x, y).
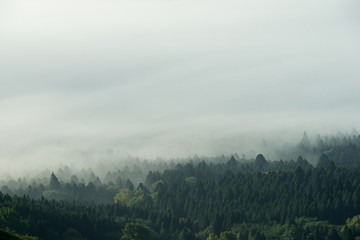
top-left (0, 0), bottom-right (360, 175)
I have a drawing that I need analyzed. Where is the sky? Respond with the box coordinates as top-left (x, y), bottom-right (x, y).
top-left (0, 0), bottom-right (359, 171)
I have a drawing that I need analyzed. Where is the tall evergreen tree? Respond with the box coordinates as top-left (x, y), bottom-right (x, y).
top-left (50, 172), bottom-right (60, 190)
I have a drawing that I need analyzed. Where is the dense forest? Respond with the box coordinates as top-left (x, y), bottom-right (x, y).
top-left (2, 133), bottom-right (360, 239)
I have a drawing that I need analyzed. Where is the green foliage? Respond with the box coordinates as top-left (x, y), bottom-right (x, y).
top-left (178, 227), bottom-right (195, 240)
top-left (106, 185), bottom-right (119, 195)
top-left (343, 215), bottom-right (360, 238)
top-left (219, 231), bottom-right (236, 240)
top-left (206, 233), bottom-right (219, 240)
top-left (150, 180), bottom-right (165, 193)
top-left (0, 228), bottom-right (22, 240)
top-left (114, 188), bottom-right (133, 206)
top-left (345, 215), bottom-right (360, 230)
top-left (0, 207), bottom-right (18, 227)
top-left (114, 187), bottom-right (152, 207)
top-left (121, 223), bottom-right (156, 240)
top-left (195, 226), bottom-right (215, 240)
top-left (0, 228), bottom-right (38, 240)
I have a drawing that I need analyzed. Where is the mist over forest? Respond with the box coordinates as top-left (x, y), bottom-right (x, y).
top-left (0, 130), bottom-right (357, 186)
top-left (0, 130), bottom-right (358, 180)
top-left (1, 0), bottom-right (360, 239)
top-left (2, 131), bottom-right (360, 239)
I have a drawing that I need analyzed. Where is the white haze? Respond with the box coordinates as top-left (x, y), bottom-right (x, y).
top-left (0, 0), bottom-right (360, 175)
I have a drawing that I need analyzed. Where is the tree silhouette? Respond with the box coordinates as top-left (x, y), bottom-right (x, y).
top-left (50, 172), bottom-right (60, 190)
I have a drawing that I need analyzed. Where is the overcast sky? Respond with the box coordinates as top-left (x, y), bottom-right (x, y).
top-left (0, 0), bottom-right (359, 170)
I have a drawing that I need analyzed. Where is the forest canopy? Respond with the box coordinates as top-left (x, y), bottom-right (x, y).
top-left (1, 133), bottom-right (360, 239)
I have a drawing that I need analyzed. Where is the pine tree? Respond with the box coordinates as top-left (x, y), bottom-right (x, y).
top-left (125, 179), bottom-right (134, 191)
top-left (50, 172), bottom-right (60, 190)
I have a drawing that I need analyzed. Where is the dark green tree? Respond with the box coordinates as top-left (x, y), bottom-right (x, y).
top-left (121, 223), bottom-right (152, 240)
top-left (125, 179), bottom-right (134, 191)
top-left (50, 172), bottom-right (60, 190)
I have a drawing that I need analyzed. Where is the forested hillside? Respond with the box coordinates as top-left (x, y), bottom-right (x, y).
top-left (1, 134), bottom-right (360, 239)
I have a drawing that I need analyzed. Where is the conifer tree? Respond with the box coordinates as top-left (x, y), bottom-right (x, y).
top-left (50, 172), bottom-right (60, 190)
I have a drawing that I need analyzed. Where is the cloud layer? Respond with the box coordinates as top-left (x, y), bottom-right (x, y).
top-left (0, 0), bottom-right (359, 172)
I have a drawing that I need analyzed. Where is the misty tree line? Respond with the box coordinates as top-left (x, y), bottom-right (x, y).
top-left (2, 133), bottom-right (360, 239)
top-left (3, 131), bottom-right (360, 197)
top-left (1, 154), bottom-right (360, 239)
top-left (0, 153), bottom-right (320, 205)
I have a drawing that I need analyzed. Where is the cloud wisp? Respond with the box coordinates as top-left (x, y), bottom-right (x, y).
top-left (0, 0), bottom-right (359, 173)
